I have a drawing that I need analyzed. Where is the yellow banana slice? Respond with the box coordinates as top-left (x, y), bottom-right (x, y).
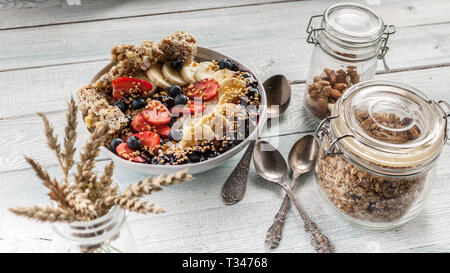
top-left (181, 61), bottom-right (198, 83)
top-left (212, 69), bottom-right (235, 82)
top-left (194, 61), bottom-right (216, 82)
top-left (162, 62), bottom-right (188, 86)
top-left (146, 63), bottom-right (172, 89)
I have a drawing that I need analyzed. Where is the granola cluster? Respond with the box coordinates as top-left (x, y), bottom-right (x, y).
top-left (317, 111), bottom-right (426, 223)
top-left (77, 31), bottom-right (197, 137)
top-left (306, 67), bottom-right (360, 119)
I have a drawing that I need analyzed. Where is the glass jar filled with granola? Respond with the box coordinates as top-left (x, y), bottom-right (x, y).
top-left (315, 80), bottom-right (450, 229)
top-left (305, 3), bottom-right (395, 120)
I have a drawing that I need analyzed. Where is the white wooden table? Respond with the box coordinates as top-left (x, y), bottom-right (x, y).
top-left (1, 0), bottom-right (450, 253)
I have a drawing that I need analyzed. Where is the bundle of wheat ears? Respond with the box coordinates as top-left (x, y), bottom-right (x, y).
top-left (9, 98), bottom-right (192, 223)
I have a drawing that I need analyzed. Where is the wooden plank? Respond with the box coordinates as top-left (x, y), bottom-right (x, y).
top-left (0, 0), bottom-right (297, 30)
top-left (2, 0), bottom-right (450, 71)
top-left (1, 65), bottom-right (450, 174)
top-left (3, 19), bottom-right (450, 119)
top-left (1, 133), bottom-right (450, 252)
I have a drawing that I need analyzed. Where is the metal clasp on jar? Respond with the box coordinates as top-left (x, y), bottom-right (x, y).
top-left (314, 114), bottom-right (356, 156)
top-left (436, 100), bottom-right (450, 144)
top-left (306, 15), bottom-right (396, 71)
top-left (378, 25), bottom-right (396, 72)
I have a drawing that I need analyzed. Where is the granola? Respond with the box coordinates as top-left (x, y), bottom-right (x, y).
top-left (77, 32), bottom-right (260, 165)
top-left (317, 111), bottom-right (426, 223)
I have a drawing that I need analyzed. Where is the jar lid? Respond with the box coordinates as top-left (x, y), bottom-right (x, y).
top-left (330, 80), bottom-right (447, 176)
top-left (323, 3), bottom-right (384, 44)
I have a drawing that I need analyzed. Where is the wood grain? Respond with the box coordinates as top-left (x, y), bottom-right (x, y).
top-left (2, 0), bottom-right (450, 253)
top-left (1, 65), bottom-right (449, 174)
top-left (1, 133), bottom-right (449, 253)
top-left (2, 0), bottom-right (450, 72)
top-left (0, 0), bottom-right (298, 30)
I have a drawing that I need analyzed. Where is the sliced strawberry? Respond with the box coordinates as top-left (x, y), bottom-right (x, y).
top-left (188, 100), bottom-right (206, 114)
top-left (112, 77), bottom-right (153, 100)
top-left (170, 104), bottom-right (191, 118)
top-left (184, 78), bottom-right (219, 101)
top-left (156, 125), bottom-right (171, 139)
top-left (115, 142), bottom-right (146, 163)
top-left (142, 100), bottom-right (171, 126)
top-left (131, 113), bottom-right (153, 132)
top-left (127, 131), bottom-right (160, 150)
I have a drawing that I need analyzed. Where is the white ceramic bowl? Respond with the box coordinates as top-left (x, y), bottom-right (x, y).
top-left (90, 47), bottom-right (267, 174)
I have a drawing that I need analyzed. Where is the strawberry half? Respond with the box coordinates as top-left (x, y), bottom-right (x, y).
top-left (112, 77), bottom-right (153, 100)
top-left (142, 100), bottom-right (171, 126)
top-left (156, 125), bottom-right (171, 139)
top-left (125, 131), bottom-right (160, 150)
top-left (116, 142), bottom-right (146, 163)
top-left (170, 104), bottom-right (191, 118)
top-left (184, 78), bottom-right (219, 101)
top-left (188, 100), bottom-right (206, 114)
top-left (131, 113), bottom-right (153, 132)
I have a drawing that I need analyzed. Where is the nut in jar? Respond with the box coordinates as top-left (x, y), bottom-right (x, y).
top-left (305, 3), bottom-right (395, 120)
top-left (314, 80), bottom-right (450, 229)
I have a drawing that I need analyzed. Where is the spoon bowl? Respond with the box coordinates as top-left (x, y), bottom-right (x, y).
top-left (263, 75), bottom-right (291, 119)
top-left (288, 135), bottom-right (320, 176)
top-left (221, 74), bottom-right (292, 205)
top-left (253, 141), bottom-right (288, 183)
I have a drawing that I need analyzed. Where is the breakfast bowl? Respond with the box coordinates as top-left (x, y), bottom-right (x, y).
top-left (87, 46), bottom-right (267, 175)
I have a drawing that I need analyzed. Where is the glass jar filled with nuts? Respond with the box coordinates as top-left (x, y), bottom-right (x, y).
top-left (315, 80), bottom-right (450, 229)
top-left (305, 3), bottom-right (395, 120)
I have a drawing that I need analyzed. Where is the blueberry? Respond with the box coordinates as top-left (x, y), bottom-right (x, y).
top-left (131, 98), bottom-right (147, 110)
top-left (169, 85), bottom-right (182, 97)
top-left (174, 94), bottom-right (188, 105)
top-left (113, 101), bottom-right (127, 112)
top-left (247, 86), bottom-right (258, 98)
top-left (125, 115), bottom-right (132, 126)
top-left (170, 58), bottom-right (183, 71)
top-left (126, 136), bottom-right (141, 150)
top-left (169, 129), bottom-right (183, 142)
top-left (160, 96), bottom-right (175, 108)
top-left (109, 138), bottom-right (123, 153)
top-left (218, 59), bottom-right (233, 70)
top-left (188, 153), bottom-right (201, 163)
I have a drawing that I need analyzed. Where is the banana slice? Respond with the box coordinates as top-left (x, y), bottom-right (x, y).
top-left (212, 69), bottom-right (235, 82)
top-left (181, 61), bottom-right (198, 83)
top-left (146, 63), bottom-right (172, 89)
top-left (194, 61), bottom-right (216, 82)
top-left (162, 62), bottom-right (188, 86)
top-left (218, 78), bottom-right (247, 104)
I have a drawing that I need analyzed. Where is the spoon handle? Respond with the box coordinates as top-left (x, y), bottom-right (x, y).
top-left (221, 140), bottom-right (256, 205)
top-left (280, 182), bottom-right (332, 253)
top-left (265, 175), bottom-right (300, 249)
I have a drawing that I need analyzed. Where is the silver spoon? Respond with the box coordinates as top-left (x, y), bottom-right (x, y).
top-left (265, 135), bottom-right (319, 249)
top-left (253, 140), bottom-right (332, 253)
top-left (221, 75), bottom-right (291, 205)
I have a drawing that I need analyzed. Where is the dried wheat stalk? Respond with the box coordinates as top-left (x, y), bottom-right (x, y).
top-left (10, 206), bottom-right (75, 223)
top-left (61, 98), bottom-right (78, 182)
top-left (10, 99), bottom-right (193, 224)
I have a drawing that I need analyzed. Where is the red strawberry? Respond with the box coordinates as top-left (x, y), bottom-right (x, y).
top-left (184, 78), bottom-right (219, 101)
top-left (170, 104), bottom-right (191, 118)
top-left (188, 100), bottom-right (206, 114)
top-left (112, 77), bottom-right (153, 100)
top-left (142, 100), bottom-right (171, 126)
top-left (156, 125), bottom-right (171, 139)
top-left (115, 142), bottom-right (145, 163)
top-left (126, 131), bottom-right (160, 150)
top-left (131, 113), bottom-right (153, 132)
